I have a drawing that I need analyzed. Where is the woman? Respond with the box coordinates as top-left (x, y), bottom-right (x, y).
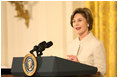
top-left (66, 8), bottom-right (106, 76)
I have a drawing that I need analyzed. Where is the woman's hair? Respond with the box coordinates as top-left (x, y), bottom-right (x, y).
top-left (70, 8), bottom-right (93, 31)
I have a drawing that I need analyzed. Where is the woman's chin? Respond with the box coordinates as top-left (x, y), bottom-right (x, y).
top-left (76, 31), bottom-right (82, 35)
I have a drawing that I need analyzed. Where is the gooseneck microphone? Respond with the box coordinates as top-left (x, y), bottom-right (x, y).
top-left (45, 41), bottom-right (53, 48)
top-left (37, 41), bottom-right (53, 53)
top-left (30, 41), bottom-right (53, 56)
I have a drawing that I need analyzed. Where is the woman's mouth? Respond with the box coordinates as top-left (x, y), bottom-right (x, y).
top-left (76, 27), bottom-right (81, 30)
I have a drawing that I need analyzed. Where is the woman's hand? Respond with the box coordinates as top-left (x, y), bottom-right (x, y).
top-left (66, 55), bottom-right (79, 63)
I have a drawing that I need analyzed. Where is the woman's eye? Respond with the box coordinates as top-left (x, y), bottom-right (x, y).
top-left (78, 19), bottom-right (82, 21)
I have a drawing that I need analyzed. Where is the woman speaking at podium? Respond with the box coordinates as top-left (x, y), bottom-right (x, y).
top-left (66, 8), bottom-right (106, 77)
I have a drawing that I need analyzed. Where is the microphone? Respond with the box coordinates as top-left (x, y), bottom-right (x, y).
top-left (45, 41), bottom-right (53, 48)
top-left (30, 41), bottom-right (53, 56)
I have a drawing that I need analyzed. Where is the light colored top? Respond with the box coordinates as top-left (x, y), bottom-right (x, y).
top-left (67, 32), bottom-right (106, 76)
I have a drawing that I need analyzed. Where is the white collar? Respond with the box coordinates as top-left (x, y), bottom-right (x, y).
top-left (76, 32), bottom-right (94, 45)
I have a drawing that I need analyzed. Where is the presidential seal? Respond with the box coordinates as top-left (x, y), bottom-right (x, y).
top-left (23, 54), bottom-right (37, 76)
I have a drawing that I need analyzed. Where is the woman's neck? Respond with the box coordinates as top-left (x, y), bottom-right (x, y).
top-left (79, 31), bottom-right (90, 40)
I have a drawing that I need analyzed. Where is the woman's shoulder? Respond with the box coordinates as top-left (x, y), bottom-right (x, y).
top-left (69, 37), bottom-right (79, 45)
top-left (91, 35), bottom-right (104, 47)
top-left (67, 37), bottom-right (79, 50)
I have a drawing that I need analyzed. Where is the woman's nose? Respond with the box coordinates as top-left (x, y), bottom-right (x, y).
top-left (74, 22), bottom-right (79, 26)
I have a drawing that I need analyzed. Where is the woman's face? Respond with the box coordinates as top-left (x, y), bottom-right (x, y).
top-left (72, 13), bottom-right (89, 36)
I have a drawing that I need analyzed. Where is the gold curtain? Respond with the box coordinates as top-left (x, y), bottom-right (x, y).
top-left (85, 1), bottom-right (117, 77)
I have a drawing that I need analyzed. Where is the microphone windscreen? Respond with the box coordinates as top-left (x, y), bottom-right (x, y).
top-left (46, 41), bottom-right (53, 48)
top-left (38, 41), bottom-right (46, 46)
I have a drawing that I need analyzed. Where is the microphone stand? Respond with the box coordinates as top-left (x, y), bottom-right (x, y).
top-left (30, 45), bottom-right (43, 57)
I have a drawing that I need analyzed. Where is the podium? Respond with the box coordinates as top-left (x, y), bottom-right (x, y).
top-left (11, 56), bottom-right (97, 77)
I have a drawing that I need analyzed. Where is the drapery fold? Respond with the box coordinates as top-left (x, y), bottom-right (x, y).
top-left (85, 1), bottom-right (117, 77)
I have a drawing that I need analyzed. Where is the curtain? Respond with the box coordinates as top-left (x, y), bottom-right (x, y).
top-left (85, 1), bottom-right (117, 77)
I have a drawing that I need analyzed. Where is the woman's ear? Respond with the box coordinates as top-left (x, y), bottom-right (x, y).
top-left (87, 24), bottom-right (89, 27)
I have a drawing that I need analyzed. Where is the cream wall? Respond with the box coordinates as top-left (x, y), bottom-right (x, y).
top-left (1, 1), bottom-right (8, 67)
top-left (1, 1), bottom-right (84, 68)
